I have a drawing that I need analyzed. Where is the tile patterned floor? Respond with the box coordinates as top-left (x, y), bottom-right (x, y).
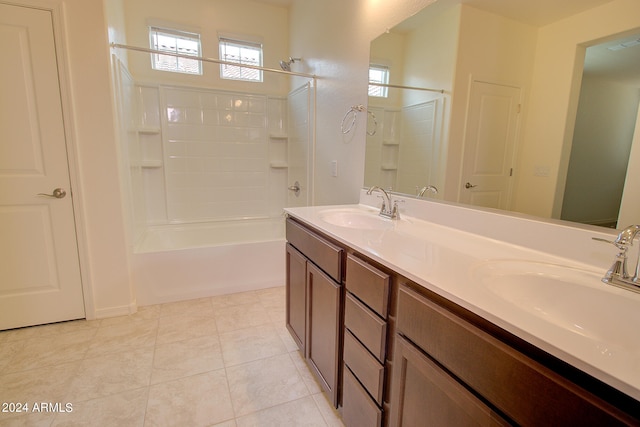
top-left (0, 287), bottom-right (345, 427)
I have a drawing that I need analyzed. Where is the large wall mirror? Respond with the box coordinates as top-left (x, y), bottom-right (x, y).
top-left (365, 0), bottom-right (640, 229)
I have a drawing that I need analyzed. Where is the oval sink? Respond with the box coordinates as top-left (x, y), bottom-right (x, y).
top-left (318, 208), bottom-right (393, 230)
top-left (471, 260), bottom-right (640, 355)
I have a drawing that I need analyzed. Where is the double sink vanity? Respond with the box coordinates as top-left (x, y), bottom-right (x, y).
top-left (284, 191), bottom-right (640, 426)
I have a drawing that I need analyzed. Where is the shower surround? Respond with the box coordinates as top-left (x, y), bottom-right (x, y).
top-left (113, 57), bottom-right (313, 304)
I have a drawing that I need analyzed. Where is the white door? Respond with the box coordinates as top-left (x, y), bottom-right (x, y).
top-left (460, 81), bottom-right (521, 210)
top-left (0, 3), bottom-right (85, 330)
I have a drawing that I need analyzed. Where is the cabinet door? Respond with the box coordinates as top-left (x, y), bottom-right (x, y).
top-left (286, 243), bottom-right (307, 353)
top-left (307, 262), bottom-right (341, 407)
top-left (390, 336), bottom-right (510, 427)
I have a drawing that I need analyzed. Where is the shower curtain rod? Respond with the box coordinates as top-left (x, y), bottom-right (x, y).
top-left (369, 82), bottom-right (444, 94)
top-left (110, 43), bottom-right (317, 79)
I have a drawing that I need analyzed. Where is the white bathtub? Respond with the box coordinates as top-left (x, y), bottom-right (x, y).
top-left (132, 218), bottom-right (285, 305)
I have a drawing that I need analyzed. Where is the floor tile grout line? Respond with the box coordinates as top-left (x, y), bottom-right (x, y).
top-left (142, 315), bottom-right (161, 427)
top-left (0, 287), bottom-right (312, 426)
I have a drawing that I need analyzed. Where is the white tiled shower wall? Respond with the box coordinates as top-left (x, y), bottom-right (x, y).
top-left (132, 85), bottom-right (300, 225)
top-left (365, 99), bottom-right (443, 196)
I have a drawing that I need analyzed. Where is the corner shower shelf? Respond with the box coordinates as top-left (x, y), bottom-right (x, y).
top-left (141, 160), bottom-right (163, 168)
top-left (381, 164), bottom-right (398, 171)
top-left (270, 162), bottom-right (289, 169)
top-left (269, 134), bottom-right (288, 139)
top-left (383, 140), bottom-right (399, 146)
top-left (137, 127), bottom-right (161, 134)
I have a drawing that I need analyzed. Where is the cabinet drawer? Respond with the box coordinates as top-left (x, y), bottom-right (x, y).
top-left (286, 218), bottom-right (343, 282)
top-left (344, 329), bottom-right (385, 405)
top-left (390, 335), bottom-right (509, 427)
top-left (345, 254), bottom-right (389, 318)
top-left (396, 285), bottom-right (634, 426)
top-left (342, 364), bottom-right (382, 427)
top-left (345, 292), bottom-right (387, 362)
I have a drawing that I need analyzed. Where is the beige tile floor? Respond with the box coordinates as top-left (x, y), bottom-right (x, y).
top-left (0, 286), bottom-right (345, 427)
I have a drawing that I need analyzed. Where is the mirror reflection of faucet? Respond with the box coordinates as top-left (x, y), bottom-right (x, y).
top-left (417, 185), bottom-right (438, 198)
top-left (593, 225), bottom-right (640, 293)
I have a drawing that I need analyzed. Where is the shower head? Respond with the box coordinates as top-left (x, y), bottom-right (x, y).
top-left (279, 57), bottom-right (301, 71)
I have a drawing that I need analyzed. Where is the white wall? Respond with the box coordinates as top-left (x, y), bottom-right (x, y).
top-left (288, 0), bottom-right (438, 205)
top-left (121, 0), bottom-right (290, 96)
top-left (513, 0), bottom-right (640, 218)
top-left (446, 5), bottom-right (538, 201)
top-left (64, 0), bottom-right (134, 318)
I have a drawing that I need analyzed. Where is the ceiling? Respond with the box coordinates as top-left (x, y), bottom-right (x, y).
top-left (251, 0), bottom-right (639, 86)
top-left (459, 0), bottom-right (617, 27)
top-left (392, 0), bottom-right (639, 87)
top-left (251, 0), bottom-right (292, 7)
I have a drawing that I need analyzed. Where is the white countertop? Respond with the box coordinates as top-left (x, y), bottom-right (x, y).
top-left (285, 203), bottom-right (640, 402)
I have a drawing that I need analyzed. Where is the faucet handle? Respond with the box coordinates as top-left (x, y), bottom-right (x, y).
top-left (593, 236), bottom-right (632, 251)
top-left (391, 199), bottom-right (405, 219)
top-left (593, 237), bottom-right (631, 281)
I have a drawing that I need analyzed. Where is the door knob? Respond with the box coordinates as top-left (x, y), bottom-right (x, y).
top-left (38, 188), bottom-right (67, 199)
top-left (464, 182), bottom-right (477, 189)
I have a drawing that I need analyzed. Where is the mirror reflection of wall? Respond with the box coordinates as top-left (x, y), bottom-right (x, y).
top-left (562, 35), bottom-right (640, 228)
top-left (366, 3), bottom-right (458, 197)
top-left (365, 0), bottom-right (640, 229)
top-left (366, 1), bottom-right (537, 204)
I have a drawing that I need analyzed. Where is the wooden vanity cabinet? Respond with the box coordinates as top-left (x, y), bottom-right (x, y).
top-left (285, 244), bottom-right (307, 353)
top-left (342, 253), bottom-right (393, 427)
top-left (390, 282), bottom-right (639, 426)
top-left (285, 216), bottom-right (640, 426)
top-left (285, 218), bottom-right (344, 407)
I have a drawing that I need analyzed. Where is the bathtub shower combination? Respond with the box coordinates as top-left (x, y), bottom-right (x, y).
top-left (112, 53), bottom-right (314, 305)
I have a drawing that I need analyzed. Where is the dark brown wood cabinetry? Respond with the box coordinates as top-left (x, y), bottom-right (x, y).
top-left (391, 334), bottom-right (509, 427)
top-left (285, 216), bottom-right (640, 426)
top-left (391, 283), bottom-right (640, 426)
top-left (307, 262), bottom-right (341, 402)
top-left (285, 218), bottom-right (343, 407)
top-left (285, 244), bottom-right (307, 353)
top-left (342, 253), bottom-right (392, 427)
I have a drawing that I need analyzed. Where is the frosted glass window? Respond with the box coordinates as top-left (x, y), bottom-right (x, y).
top-left (149, 27), bottom-right (202, 75)
top-left (369, 65), bottom-right (389, 98)
top-left (219, 37), bottom-right (263, 82)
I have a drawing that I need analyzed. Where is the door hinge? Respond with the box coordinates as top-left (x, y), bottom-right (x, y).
top-left (510, 168), bottom-right (513, 177)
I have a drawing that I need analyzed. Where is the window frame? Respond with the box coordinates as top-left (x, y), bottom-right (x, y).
top-left (219, 36), bottom-right (264, 82)
top-left (368, 64), bottom-right (390, 98)
top-left (149, 26), bottom-right (202, 75)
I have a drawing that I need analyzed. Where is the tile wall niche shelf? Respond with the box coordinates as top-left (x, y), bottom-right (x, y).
top-left (381, 165), bottom-right (398, 171)
top-left (141, 160), bottom-right (163, 168)
top-left (137, 127), bottom-right (161, 135)
top-left (383, 140), bottom-right (399, 146)
top-left (270, 162), bottom-right (289, 169)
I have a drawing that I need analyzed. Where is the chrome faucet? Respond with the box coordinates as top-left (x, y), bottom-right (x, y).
top-left (417, 185), bottom-right (438, 198)
top-left (593, 225), bottom-right (640, 293)
top-left (366, 186), bottom-right (399, 219)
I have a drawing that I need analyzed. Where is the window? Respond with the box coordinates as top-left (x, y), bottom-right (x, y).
top-left (219, 37), bottom-right (263, 82)
top-left (368, 64), bottom-right (389, 98)
top-left (149, 27), bottom-right (202, 75)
